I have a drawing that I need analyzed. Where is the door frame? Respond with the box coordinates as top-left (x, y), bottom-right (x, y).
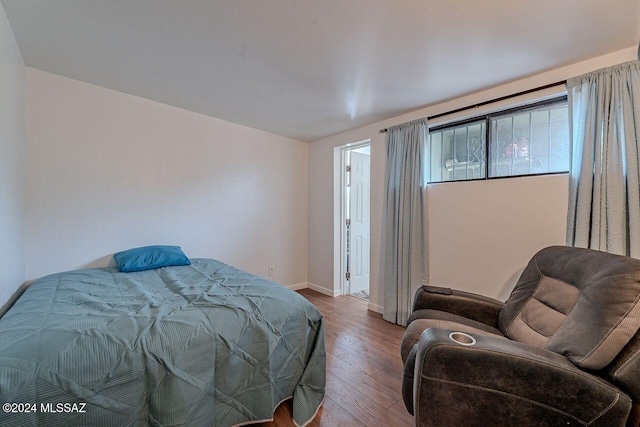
top-left (336, 140), bottom-right (371, 297)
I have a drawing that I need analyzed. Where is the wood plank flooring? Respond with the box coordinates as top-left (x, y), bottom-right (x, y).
top-left (262, 289), bottom-right (414, 427)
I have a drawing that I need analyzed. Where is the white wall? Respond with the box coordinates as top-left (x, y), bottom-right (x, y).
top-left (0, 3), bottom-right (25, 306)
top-left (26, 68), bottom-right (309, 286)
top-left (428, 175), bottom-right (568, 301)
top-left (309, 47), bottom-right (639, 311)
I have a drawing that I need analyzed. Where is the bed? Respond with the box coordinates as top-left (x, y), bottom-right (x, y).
top-left (0, 258), bottom-right (325, 426)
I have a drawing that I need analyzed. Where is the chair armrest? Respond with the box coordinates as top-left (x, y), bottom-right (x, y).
top-left (413, 328), bottom-right (632, 427)
top-left (411, 286), bottom-right (502, 327)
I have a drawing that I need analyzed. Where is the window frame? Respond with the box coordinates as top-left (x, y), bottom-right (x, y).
top-left (427, 95), bottom-right (569, 184)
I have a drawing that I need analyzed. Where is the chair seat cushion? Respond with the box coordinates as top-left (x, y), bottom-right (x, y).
top-left (401, 309), bottom-right (504, 363)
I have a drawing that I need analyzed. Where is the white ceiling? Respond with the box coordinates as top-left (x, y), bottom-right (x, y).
top-left (2, 1), bottom-right (639, 142)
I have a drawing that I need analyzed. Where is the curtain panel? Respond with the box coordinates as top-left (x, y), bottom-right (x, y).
top-left (382, 119), bottom-right (428, 326)
top-left (567, 60), bottom-right (640, 258)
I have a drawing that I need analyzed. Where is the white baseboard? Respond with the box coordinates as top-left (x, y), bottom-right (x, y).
top-left (305, 282), bottom-right (341, 297)
top-left (287, 281), bottom-right (383, 312)
top-left (288, 282), bottom-right (382, 312)
top-left (286, 282), bottom-right (308, 291)
top-left (367, 302), bottom-right (384, 314)
top-left (286, 282), bottom-right (346, 298)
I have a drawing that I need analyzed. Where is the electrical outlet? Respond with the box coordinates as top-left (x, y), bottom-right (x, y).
top-left (268, 266), bottom-right (274, 276)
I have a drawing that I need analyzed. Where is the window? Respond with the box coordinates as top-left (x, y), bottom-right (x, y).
top-left (427, 97), bottom-right (569, 183)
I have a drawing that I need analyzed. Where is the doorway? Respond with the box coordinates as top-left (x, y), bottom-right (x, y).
top-left (341, 143), bottom-right (371, 300)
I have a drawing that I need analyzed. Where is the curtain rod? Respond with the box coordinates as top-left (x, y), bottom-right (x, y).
top-left (379, 80), bottom-right (567, 133)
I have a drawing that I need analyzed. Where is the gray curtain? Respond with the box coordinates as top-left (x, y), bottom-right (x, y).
top-left (567, 60), bottom-right (640, 258)
top-left (383, 119), bottom-right (428, 326)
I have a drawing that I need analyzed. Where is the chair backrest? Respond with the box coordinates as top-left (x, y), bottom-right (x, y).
top-left (497, 246), bottom-right (640, 373)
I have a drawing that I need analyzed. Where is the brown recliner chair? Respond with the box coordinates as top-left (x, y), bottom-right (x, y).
top-left (401, 246), bottom-right (640, 427)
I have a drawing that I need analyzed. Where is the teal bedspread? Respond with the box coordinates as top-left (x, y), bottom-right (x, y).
top-left (0, 259), bottom-right (325, 426)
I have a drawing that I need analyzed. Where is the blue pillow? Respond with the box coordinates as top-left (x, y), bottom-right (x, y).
top-left (113, 245), bottom-right (191, 272)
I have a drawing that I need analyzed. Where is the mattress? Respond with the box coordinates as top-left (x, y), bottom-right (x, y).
top-left (0, 258), bottom-right (325, 426)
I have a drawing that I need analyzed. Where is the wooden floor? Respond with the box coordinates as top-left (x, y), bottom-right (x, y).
top-left (262, 289), bottom-right (414, 427)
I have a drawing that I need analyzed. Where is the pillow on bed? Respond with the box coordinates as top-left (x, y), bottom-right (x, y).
top-left (113, 245), bottom-right (191, 272)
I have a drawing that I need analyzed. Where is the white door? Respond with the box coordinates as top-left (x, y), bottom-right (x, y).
top-left (348, 151), bottom-right (370, 295)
